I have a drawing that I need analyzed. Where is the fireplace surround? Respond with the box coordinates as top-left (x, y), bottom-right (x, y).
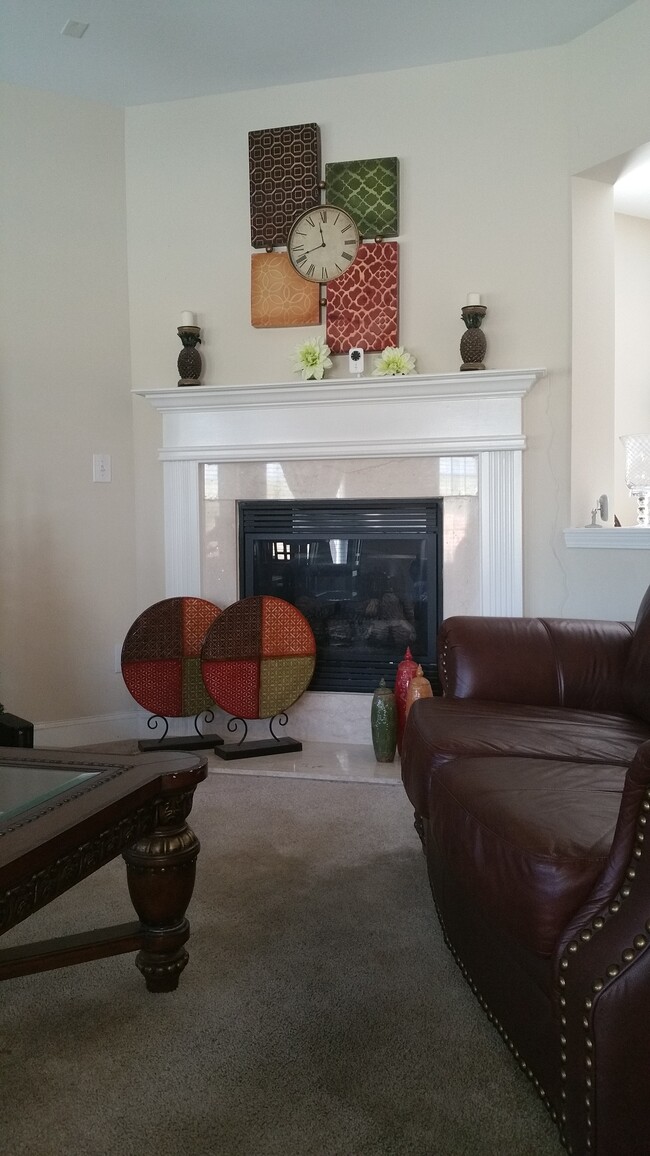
top-left (135, 369), bottom-right (544, 742)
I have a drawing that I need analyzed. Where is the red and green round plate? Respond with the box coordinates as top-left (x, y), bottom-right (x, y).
top-left (201, 595), bottom-right (316, 719)
top-left (121, 597), bottom-right (222, 718)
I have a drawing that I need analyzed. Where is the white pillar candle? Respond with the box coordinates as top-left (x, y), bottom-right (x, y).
top-left (466, 293), bottom-right (481, 307)
top-left (181, 311), bottom-right (196, 326)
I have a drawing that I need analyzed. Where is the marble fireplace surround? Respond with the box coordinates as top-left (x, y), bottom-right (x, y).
top-left (135, 369), bottom-right (544, 743)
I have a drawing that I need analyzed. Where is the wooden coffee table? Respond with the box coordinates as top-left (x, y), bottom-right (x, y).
top-left (0, 747), bottom-right (208, 992)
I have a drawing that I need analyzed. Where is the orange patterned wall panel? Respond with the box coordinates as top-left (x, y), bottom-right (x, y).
top-left (251, 252), bottom-right (321, 328)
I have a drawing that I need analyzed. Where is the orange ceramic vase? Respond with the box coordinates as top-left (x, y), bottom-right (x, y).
top-left (404, 664), bottom-right (433, 723)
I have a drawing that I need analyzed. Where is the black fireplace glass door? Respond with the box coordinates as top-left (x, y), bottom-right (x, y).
top-left (239, 500), bottom-right (442, 692)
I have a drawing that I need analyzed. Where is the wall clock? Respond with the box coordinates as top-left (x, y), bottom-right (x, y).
top-left (287, 204), bottom-right (360, 283)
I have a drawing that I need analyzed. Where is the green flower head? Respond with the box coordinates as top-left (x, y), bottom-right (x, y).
top-left (291, 336), bottom-right (333, 381)
top-left (372, 346), bottom-right (417, 376)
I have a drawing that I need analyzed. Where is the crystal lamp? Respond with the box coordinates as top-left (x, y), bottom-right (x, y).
top-left (620, 434), bottom-right (650, 526)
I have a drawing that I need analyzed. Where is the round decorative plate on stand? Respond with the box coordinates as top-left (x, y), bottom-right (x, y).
top-left (121, 596), bottom-right (223, 750)
top-left (201, 595), bottom-right (316, 758)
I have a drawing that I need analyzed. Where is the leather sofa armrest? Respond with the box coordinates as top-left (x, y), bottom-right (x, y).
top-left (438, 614), bottom-right (633, 711)
top-left (550, 740), bottom-right (650, 1153)
top-left (555, 740), bottom-right (650, 962)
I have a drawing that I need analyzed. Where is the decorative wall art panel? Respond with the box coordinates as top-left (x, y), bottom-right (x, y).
top-left (325, 241), bottom-right (399, 353)
top-left (324, 157), bottom-right (399, 238)
top-left (121, 597), bottom-right (222, 717)
top-left (248, 122), bottom-right (321, 249)
top-left (251, 252), bottom-right (321, 328)
top-left (201, 595), bottom-right (316, 719)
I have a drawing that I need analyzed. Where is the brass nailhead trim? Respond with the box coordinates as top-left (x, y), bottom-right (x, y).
top-left (427, 878), bottom-right (556, 1133)
top-left (557, 792), bottom-right (650, 1154)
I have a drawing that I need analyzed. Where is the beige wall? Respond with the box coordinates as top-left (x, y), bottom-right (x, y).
top-left (4, 0), bottom-right (650, 735)
top-left (0, 83), bottom-right (137, 726)
top-left (125, 48), bottom-right (573, 618)
top-left (615, 213), bottom-right (650, 523)
top-left (568, 0), bottom-right (650, 177)
top-left (570, 177), bottom-right (616, 526)
top-left (562, 0), bottom-right (650, 615)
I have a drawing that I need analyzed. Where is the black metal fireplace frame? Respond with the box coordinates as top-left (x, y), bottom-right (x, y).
top-left (238, 498), bottom-right (443, 694)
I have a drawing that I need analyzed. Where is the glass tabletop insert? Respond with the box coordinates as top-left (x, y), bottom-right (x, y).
top-left (0, 763), bottom-right (100, 821)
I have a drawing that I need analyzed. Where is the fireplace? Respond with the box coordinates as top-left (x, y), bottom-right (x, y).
top-left (238, 498), bottom-right (443, 692)
top-left (134, 368), bottom-right (544, 742)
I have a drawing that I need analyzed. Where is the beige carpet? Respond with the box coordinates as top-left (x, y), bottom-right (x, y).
top-left (0, 772), bottom-right (561, 1155)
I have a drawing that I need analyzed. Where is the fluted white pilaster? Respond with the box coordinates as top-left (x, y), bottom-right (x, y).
top-left (479, 449), bottom-right (523, 615)
top-left (163, 459), bottom-right (202, 596)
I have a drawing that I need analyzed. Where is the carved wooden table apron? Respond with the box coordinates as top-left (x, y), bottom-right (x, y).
top-left (0, 748), bottom-right (208, 992)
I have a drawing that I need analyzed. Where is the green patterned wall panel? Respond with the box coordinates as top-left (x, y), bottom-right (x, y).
top-left (324, 157), bottom-right (399, 238)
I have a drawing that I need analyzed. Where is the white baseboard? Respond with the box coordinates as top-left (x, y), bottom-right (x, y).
top-left (33, 710), bottom-right (145, 748)
top-left (32, 692), bottom-right (374, 750)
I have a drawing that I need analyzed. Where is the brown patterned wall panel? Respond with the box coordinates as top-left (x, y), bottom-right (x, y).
top-left (249, 123), bottom-right (321, 249)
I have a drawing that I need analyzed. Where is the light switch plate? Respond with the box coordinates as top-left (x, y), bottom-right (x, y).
top-left (93, 453), bottom-right (112, 483)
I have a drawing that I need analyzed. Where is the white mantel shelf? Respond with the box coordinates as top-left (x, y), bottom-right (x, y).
top-left (564, 527), bottom-right (650, 549)
top-left (134, 369), bottom-right (545, 462)
top-left (134, 368), bottom-right (546, 618)
top-left (135, 368), bottom-right (543, 409)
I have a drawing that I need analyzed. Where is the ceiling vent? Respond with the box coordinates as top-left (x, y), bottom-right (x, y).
top-left (61, 20), bottom-right (89, 39)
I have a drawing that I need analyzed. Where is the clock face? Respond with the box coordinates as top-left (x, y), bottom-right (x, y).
top-left (287, 205), bottom-right (360, 283)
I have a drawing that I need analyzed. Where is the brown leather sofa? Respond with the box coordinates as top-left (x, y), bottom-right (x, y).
top-left (401, 586), bottom-right (650, 1156)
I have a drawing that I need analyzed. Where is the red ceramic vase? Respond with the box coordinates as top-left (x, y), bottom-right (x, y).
top-left (395, 646), bottom-right (418, 754)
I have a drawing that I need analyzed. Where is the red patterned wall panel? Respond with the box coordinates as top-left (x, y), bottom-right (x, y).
top-left (325, 241), bottom-right (399, 353)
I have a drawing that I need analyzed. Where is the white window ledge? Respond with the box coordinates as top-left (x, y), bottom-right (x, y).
top-left (564, 527), bottom-right (650, 549)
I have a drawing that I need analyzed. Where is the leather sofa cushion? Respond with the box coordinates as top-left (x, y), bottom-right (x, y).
top-left (401, 697), bottom-right (650, 818)
top-left (439, 615), bottom-right (633, 712)
top-left (427, 755), bottom-right (626, 957)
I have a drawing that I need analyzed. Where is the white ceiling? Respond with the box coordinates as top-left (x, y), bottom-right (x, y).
top-left (0, 0), bottom-right (640, 108)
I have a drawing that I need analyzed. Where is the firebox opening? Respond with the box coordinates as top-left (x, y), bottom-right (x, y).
top-left (238, 499), bottom-right (442, 693)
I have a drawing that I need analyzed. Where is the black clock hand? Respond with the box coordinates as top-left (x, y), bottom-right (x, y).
top-left (302, 240), bottom-right (327, 255)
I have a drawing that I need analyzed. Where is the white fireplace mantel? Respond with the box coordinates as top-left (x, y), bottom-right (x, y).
top-left (134, 368), bottom-right (545, 617)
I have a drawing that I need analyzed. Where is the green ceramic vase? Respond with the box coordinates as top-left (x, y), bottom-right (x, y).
top-left (371, 677), bottom-right (397, 763)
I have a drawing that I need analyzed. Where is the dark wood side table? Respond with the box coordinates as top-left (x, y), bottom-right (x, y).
top-left (0, 747), bottom-right (208, 992)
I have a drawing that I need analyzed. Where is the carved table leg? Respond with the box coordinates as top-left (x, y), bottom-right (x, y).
top-left (123, 789), bottom-right (201, 992)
